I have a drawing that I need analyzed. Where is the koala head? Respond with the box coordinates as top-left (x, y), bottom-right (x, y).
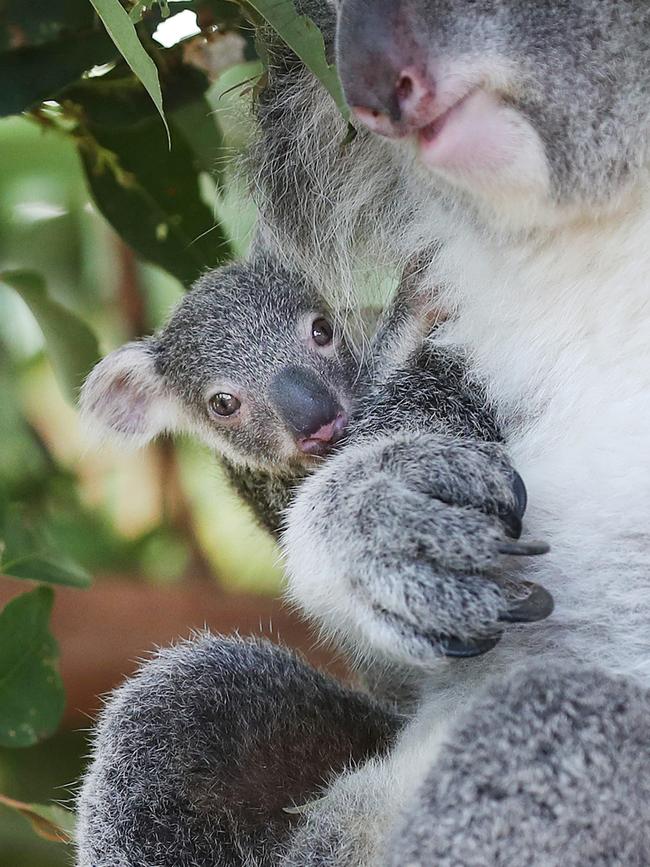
top-left (80, 259), bottom-right (360, 471)
top-left (337, 0), bottom-right (650, 220)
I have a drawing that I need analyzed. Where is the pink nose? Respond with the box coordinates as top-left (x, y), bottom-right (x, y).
top-left (297, 412), bottom-right (348, 456)
top-left (351, 66), bottom-right (436, 138)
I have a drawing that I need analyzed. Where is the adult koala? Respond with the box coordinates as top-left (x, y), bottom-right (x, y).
top-left (77, 2), bottom-right (650, 866)
top-left (282, 0), bottom-right (650, 862)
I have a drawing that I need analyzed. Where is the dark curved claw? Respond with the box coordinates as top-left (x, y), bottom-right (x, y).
top-left (498, 540), bottom-right (550, 557)
top-left (497, 471), bottom-right (528, 538)
top-left (498, 509), bottom-right (522, 539)
top-left (440, 633), bottom-right (502, 659)
top-left (512, 470), bottom-right (528, 518)
top-left (499, 583), bottom-right (554, 624)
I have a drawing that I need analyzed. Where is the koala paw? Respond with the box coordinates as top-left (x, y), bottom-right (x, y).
top-left (282, 433), bottom-right (551, 667)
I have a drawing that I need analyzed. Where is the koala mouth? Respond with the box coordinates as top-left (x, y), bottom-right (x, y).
top-left (418, 90), bottom-right (473, 147)
top-left (297, 412), bottom-right (348, 458)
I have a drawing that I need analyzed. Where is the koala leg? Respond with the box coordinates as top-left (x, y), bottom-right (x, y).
top-left (387, 664), bottom-right (650, 867)
top-left (76, 633), bottom-right (399, 867)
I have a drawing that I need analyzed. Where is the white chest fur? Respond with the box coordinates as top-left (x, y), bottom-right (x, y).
top-left (430, 190), bottom-right (650, 686)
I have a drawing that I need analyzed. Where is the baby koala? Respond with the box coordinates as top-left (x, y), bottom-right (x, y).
top-left (80, 256), bottom-right (369, 534)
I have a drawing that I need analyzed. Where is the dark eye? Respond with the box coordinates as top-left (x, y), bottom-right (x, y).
top-left (311, 317), bottom-right (334, 347)
top-left (208, 393), bottom-right (241, 417)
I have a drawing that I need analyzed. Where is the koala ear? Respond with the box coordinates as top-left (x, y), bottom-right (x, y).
top-left (79, 340), bottom-right (177, 447)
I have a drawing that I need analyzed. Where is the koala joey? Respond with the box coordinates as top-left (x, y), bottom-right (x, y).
top-left (80, 256), bottom-right (361, 535)
top-left (77, 245), bottom-right (557, 867)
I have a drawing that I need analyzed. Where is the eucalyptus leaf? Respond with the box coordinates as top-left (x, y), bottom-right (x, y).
top-left (0, 587), bottom-right (65, 748)
top-left (240, 0), bottom-right (349, 120)
top-left (0, 503), bottom-right (93, 589)
top-left (88, 0), bottom-right (170, 144)
top-left (0, 795), bottom-right (76, 843)
top-left (0, 270), bottom-right (100, 403)
top-left (76, 102), bottom-right (231, 285)
top-left (2, 556), bottom-right (92, 589)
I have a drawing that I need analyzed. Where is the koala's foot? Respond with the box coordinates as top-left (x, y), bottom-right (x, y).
top-left (283, 433), bottom-right (551, 667)
top-left (388, 664), bottom-right (650, 867)
top-left (76, 633), bottom-right (399, 867)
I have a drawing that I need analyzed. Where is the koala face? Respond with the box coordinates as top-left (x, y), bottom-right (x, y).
top-left (337, 0), bottom-right (650, 215)
top-left (80, 260), bottom-right (360, 471)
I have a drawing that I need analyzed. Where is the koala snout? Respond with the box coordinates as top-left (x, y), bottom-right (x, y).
top-left (269, 366), bottom-right (348, 455)
top-left (351, 65), bottom-right (438, 140)
top-left (338, 0), bottom-right (436, 138)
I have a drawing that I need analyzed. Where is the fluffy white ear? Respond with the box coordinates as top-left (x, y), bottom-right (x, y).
top-left (79, 341), bottom-right (177, 447)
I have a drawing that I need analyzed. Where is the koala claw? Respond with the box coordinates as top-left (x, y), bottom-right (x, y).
top-left (499, 583), bottom-right (554, 624)
top-left (440, 633), bottom-right (502, 658)
top-left (512, 470), bottom-right (528, 517)
top-left (498, 471), bottom-right (528, 538)
top-left (497, 540), bottom-right (550, 557)
top-left (499, 509), bottom-right (522, 539)
top-left (284, 434), bottom-right (554, 667)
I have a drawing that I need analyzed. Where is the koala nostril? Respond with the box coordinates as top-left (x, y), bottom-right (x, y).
top-left (396, 74), bottom-right (414, 104)
top-left (393, 66), bottom-right (436, 131)
top-left (351, 105), bottom-right (398, 138)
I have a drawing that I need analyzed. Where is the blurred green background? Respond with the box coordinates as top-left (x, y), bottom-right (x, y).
top-left (0, 2), bottom-right (313, 862)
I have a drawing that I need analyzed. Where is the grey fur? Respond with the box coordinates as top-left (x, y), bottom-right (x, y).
top-left (76, 634), bottom-right (400, 867)
top-left (388, 664), bottom-right (650, 867)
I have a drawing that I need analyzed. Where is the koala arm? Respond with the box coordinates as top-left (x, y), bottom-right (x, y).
top-left (76, 633), bottom-right (400, 867)
top-left (283, 341), bottom-right (552, 668)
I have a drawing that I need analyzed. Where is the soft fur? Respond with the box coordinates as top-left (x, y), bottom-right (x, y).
top-left (76, 635), bottom-right (399, 867)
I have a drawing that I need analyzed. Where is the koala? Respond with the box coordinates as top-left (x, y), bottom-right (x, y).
top-left (78, 248), bottom-right (554, 867)
top-left (77, 1), bottom-right (650, 865)
top-left (80, 255), bottom-right (361, 535)
top-left (76, 253), bottom-right (553, 867)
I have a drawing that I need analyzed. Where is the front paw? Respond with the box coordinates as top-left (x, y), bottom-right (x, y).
top-left (282, 433), bottom-right (551, 666)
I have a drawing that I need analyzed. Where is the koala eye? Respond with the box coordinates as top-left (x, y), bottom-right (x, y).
top-left (311, 316), bottom-right (334, 347)
top-left (208, 393), bottom-right (241, 418)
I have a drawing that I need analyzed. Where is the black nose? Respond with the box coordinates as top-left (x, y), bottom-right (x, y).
top-left (269, 366), bottom-right (347, 451)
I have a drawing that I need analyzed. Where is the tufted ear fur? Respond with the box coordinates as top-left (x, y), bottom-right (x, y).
top-left (79, 340), bottom-right (179, 447)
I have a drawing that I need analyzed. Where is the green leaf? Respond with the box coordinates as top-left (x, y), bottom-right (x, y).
top-left (2, 556), bottom-right (92, 589)
top-left (0, 270), bottom-right (100, 403)
top-left (0, 504), bottom-right (93, 589)
top-left (171, 95), bottom-right (226, 182)
top-left (0, 587), bottom-right (65, 748)
top-left (87, 0), bottom-right (170, 144)
top-left (240, 0), bottom-right (349, 120)
top-left (0, 795), bottom-right (75, 843)
top-left (70, 75), bottom-right (231, 284)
